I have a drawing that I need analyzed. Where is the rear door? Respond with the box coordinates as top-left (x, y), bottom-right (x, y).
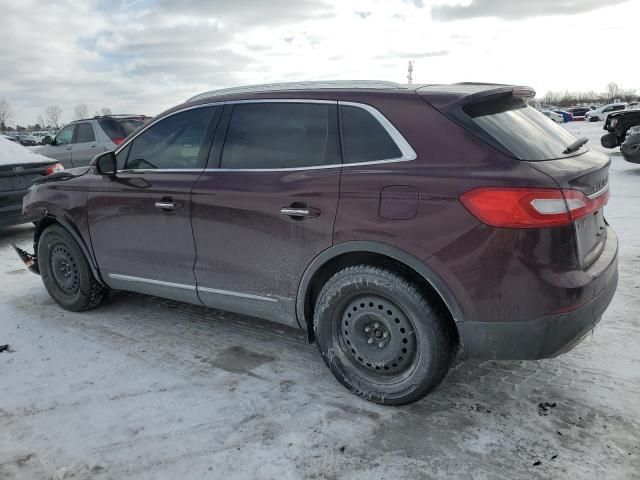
top-left (191, 101), bottom-right (341, 326)
top-left (71, 122), bottom-right (98, 167)
top-left (88, 105), bottom-right (220, 303)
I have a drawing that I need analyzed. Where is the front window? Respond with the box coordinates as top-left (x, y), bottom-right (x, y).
top-left (123, 107), bottom-right (215, 170)
top-left (55, 125), bottom-right (75, 145)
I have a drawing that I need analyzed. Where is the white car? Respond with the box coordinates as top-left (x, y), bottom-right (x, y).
top-left (540, 110), bottom-right (564, 123)
top-left (585, 102), bottom-right (626, 122)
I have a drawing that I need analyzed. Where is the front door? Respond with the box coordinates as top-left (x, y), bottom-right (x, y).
top-left (191, 101), bottom-right (341, 326)
top-left (88, 105), bottom-right (219, 303)
top-left (71, 122), bottom-right (98, 167)
top-left (45, 124), bottom-right (75, 168)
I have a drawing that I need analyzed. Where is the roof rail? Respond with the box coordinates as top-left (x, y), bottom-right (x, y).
top-left (187, 80), bottom-right (405, 102)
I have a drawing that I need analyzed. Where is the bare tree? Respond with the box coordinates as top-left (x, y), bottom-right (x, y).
top-left (73, 104), bottom-right (89, 120)
top-left (37, 115), bottom-right (45, 129)
top-left (606, 82), bottom-right (620, 102)
top-left (100, 107), bottom-right (112, 116)
top-left (45, 105), bottom-right (63, 129)
top-left (0, 98), bottom-right (13, 129)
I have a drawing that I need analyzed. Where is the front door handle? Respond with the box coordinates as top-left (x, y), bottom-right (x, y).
top-left (155, 200), bottom-right (181, 211)
top-left (280, 205), bottom-right (320, 219)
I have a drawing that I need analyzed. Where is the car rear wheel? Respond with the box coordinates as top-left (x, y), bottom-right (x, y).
top-left (38, 224), bottom-right (108, 311)
top-left (313, 265), bottom-right (458, 405)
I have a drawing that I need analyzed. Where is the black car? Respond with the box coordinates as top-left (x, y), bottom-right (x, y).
top-left (566, 106), bottom-right (591, 120)
top-left (0, 138), bottom-right (63, 228)
top-left (621, 126), bottom-right (640, 163)
top-left (601, 109), bottom-right (640, 149)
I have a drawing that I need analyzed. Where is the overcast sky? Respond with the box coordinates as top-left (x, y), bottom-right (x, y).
top-left (1, 0), bottom-right (638, 125)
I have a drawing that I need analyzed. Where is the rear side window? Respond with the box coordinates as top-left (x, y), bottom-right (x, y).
top-left (98, 118), bottom-right (145, 142)
top-left (340, 105), bottom-right (401, 163)
top-left (75, 123), bottom-right (95, 143)
top-left (220, 103), bottom-right (337, 169)
top-left (463, 96), bottom-right (581, 161)
top-left (125, 107), bottom-right (215, 170)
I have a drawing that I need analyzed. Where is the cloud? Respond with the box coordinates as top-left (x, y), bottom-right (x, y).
top-left (432, 0), bottom-right (631, 21)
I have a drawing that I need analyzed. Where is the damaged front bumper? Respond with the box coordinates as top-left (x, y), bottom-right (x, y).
top-left (13, 244), bottom-right (40, 275)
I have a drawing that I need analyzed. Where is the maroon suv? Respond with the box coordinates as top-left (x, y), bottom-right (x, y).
top-left (17, 81), bottom-right (618, 405)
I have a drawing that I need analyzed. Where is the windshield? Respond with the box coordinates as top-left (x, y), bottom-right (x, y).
top-left (463, 96), bottom-right (583, 161)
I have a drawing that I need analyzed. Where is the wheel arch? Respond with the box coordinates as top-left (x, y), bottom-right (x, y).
top-left (35, 215), bottom-right (106, 286)
top-left (296, 241), bottom-right (464, 343)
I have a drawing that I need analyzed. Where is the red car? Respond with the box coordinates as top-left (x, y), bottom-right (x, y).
top-left (16, 81), bottom-right (618, 405)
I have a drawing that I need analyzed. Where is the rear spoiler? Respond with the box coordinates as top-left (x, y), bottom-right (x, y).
top-left (416, 84), bottom-right (536, 111)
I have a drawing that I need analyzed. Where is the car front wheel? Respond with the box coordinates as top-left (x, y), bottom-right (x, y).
top-left (38, 224), bottom-right (108, 311)
top-left (314, 265), bottom-right (458, 405)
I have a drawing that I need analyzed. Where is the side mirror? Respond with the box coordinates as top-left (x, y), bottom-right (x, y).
top-left (43, 136), bottom-right (52, 145)
top-left (94, 151), bottom-right (117, 176)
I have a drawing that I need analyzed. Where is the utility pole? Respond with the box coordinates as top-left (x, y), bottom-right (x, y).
top-left (407, 61), bottom-right (414, 85)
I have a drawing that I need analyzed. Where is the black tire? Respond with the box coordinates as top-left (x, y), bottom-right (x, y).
top-left (38, 224), bottom-right (108, 312)
top-left (313, 265), bottom-right (458, 405)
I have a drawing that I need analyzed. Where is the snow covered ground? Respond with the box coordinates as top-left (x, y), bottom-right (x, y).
top-left (0, 121), bottom-right (638, 479)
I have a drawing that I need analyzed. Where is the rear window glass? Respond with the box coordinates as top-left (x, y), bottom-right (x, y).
top-left (463, 96), bottom-right (582, 161)
top-left (75, 123), bottom-right (95, 143)
top-left (341, 105), bottom-right (401, 163)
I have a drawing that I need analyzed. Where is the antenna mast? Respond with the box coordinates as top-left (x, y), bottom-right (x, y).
top-left (407, 60), bottom-right (414, 85)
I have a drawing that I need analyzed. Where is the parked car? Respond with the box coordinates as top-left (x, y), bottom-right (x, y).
top-left (566, 106), bottom-right (590, 121)
top-left (1, 134), bottom-right (20, 144)
top-left (0, 136), bottom-right (63, 228)
top-left (540, 110), bottom-right (564, 123)
top-left (600, 109), bottom-right (640, 149)
top-left (585, 102), bottom-right (626, 122)
top-left (33, 115), bottom-right (150, 168)
top-left (621, 125), bottom-right (640, 163)
top-left (553, 110), bottom-right (574, 123)
top-left (16, 81), bottom-right (618, 405)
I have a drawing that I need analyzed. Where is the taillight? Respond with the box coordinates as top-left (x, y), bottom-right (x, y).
top-left (45, 163), bottom-right (64, 175)
top-left (112, 137), bottom-right (124, 145)
top-left (459, 187), bottom-right (609, 228)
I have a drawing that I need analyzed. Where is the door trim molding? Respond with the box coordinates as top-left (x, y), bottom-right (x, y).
top-left (198, 286), bottom-right (278, 303)
top-left (106, 273), bottom-right (278, 303)
top-left (108, 273), bottom-right (196, 290)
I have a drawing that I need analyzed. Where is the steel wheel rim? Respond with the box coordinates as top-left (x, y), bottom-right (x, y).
top-left (50, 245), bottom-right (79, 293)
top-left (335, 293), bottom-right (418, 384)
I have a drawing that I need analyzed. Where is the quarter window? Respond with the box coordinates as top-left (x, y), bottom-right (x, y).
top-left (125, 107), bottom-right (215, 170)
top-left (340, 105), bottom-right (402, 164)
top-left (220, 103), bottom-right (338, 169)
top-left (75, 123), bottom-right (95, 143)
top-left (55, 125), bottom-right (75, 145)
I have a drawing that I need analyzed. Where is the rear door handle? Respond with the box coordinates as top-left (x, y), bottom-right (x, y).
top-left (280, 206), bottom-right (320, 218)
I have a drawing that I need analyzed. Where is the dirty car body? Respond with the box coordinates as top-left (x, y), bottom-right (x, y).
top-left (18, 81), bottom-right (618, 405)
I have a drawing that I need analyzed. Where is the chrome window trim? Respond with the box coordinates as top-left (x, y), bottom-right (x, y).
top-left (198, 286), bottom-right (278, 303)
top-left (114, 99), bottom-right (417, 174)
top-left (108, 273), bottom-right (196, 290)
top-left (339, 101), bottom-right (417, 163)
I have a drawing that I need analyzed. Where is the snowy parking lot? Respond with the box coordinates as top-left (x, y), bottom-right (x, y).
top-left (1, 121), bottom-right (639, 479)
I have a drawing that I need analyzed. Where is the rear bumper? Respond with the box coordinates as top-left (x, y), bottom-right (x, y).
top-left (459, 229), bottom-right (618, 360)
top-left (0, 192), bottom-right (28, 227)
